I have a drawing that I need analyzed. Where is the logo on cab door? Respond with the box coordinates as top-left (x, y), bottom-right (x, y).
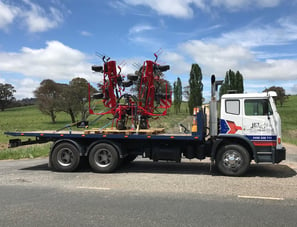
top-left (220, 119), bottom-right (242, 134)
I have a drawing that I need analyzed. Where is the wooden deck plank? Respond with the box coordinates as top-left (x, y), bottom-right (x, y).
top-left (84, 128), bottom-right (165, 135)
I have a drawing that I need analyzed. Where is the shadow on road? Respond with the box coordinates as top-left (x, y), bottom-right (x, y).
top-left (20, 159), bottom-right (297, 178)
top-left (246, 163), bottom-right (296, 178)
top-left (20, 163), bottom-right (50, 171)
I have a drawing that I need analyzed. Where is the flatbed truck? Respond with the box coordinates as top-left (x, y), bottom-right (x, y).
top-left (4, 76), bottom-right (286, 176)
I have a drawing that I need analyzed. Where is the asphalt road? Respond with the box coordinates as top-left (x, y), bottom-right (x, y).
top-left (0, 143), bottom-right (297, 226)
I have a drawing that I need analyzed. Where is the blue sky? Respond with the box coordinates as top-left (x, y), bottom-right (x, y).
top-left (0, 0), bottom-right (297, 100)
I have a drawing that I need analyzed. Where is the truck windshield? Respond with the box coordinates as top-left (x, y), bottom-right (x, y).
top-left (244, 99), bottom-right (273, 116)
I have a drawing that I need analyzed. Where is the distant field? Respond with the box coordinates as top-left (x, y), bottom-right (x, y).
top-left (277, 95), bottom-right (297, 145)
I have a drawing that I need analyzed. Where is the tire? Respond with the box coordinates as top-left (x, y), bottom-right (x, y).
top-left (51, 142), bottom-right (80, 172)
top-left (88, 143), bottom-right (119, 173)
top-left (216, 144), bottom-right (250, 176)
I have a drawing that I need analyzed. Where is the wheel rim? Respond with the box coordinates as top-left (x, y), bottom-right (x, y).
top-left (222, 150), bottom-right (242, 170)
top-left (94, 149), bottom-right (112, 167)
top-left (57, 148), bottom-right (74, 167)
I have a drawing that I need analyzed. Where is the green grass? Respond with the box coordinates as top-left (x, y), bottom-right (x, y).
top-left (277, 95), bottom-right (297, 145)
top-left (0, 104), bottom-right (111, 144)
top-left (0, 143), bottom-right (51, 160)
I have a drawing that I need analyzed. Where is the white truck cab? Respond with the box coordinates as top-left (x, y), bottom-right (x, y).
top-left (219, 91), bottom-right (285, 163)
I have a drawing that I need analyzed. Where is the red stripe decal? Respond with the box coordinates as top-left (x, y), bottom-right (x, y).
top-left (253, 141), bottom-right (276, 147)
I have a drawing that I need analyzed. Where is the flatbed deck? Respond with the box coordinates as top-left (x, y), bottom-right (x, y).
top-left (5, 129), bottom-right (198, 141)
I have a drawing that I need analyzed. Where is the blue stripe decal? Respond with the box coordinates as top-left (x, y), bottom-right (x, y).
top-left (220, 119), bottom-right (229, 134)
top-left (246, 135), bottom-right (277, 141)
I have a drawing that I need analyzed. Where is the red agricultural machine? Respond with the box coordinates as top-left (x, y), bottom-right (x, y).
top-left (89, 54), bottom-right (172, 130)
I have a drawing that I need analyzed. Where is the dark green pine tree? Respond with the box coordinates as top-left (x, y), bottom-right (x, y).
top-left (176, 77), bottom-right (182, 113)
top-left (173, 81), bottom-right (178, 114)
top-left (235, 71), bottom-right (244, 93)
top-left (188, 64), bottom-right (203, 115)
top-left (219, 69), bottom-right (244, 97)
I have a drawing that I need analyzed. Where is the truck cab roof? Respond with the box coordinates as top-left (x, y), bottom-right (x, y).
top-left (222, 91), bottom-right (277, 99)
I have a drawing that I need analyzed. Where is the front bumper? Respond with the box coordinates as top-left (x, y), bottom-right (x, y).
top-left (274, 146), bottom-right (286, 163)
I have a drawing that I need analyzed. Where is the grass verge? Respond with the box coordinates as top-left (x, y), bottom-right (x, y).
top-left (277, 95), bottom-right (297, 146)
top-left (0, 143), bottom-right (51, 160)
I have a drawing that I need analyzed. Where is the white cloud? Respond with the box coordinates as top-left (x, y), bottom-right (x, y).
top-left (180, 40), bottom-right (253, 76)
top-left (117, 57), bottom-right (143, 76)
top-left (241, 59), bottom-right (297, 80)
top-left (13, 78), bottom-right (40, 99)
top-left (0, 0), bottom-right (64, 33)
top-left (80, 30), bottom-right (92, 36)
top-left (164, 40), bottom-right (297, 81)
top-left (122, 0), bottom-right (282, 18)
top-left (208, 16), bottom-right (297, 48)
top-left (21, 0), bottom-right (63, 32)
top-left (162, 51), bottom-right (191, 75)
top-left (0, 76), bottom-right (6, 84)
top-left (128, 23), bottom-right (160, 46)
top-left (0, 1), bottom-right (19, 30)
top-left (129, 24), bottom-right (155, 34)
top-left (0, 40), bottom-right (98, 83)
top-left (210, 0), bottom-right (282, 10)
top-left (124, 0), bottom-right (196, 18)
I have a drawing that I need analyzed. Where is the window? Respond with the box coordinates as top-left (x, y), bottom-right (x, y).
top-left (244, 99), bottom-right (273, 116)
top-left (225, 100), bottom-right (240, 115)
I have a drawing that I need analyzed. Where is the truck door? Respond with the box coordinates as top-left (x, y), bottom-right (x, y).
top-left (242, 98), bottom-right (276, 160)
top-left (219, 99), bottom-right (243, 135)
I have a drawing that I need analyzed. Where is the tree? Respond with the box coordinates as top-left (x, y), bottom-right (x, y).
top-left (173, 77), bottom-right (182, 114)
top-left (236, 71), bottom-right (244, 93)
top-left (68, 77), bottom-right (95, 121)
top-left (219, 69), bottom-right (244, 97)
top-left (57, 77), bottom-right (97, 123)
top-left (188, 64), bottom-right (203, 115)
top-left (56, 83), bottom-right (77, 123)
top-left (34, 79), bottom-right (61, 123)
top-left (263, 86), bottom-right (286, 106)
top-left (0, 83), bottom-right (16, 111)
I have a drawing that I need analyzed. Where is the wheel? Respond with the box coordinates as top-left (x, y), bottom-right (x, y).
top-left (216, 144), bottom-right (250, 176)
top-left (88, 143), bottom-right (119, 173)
top-left (51, 142), bottom-right (80, 172)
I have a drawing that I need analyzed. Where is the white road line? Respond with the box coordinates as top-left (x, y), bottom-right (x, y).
top-left (238, 195), bottom-right (284, 201)
top-left (76, 186), bottom-right (111, 190)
